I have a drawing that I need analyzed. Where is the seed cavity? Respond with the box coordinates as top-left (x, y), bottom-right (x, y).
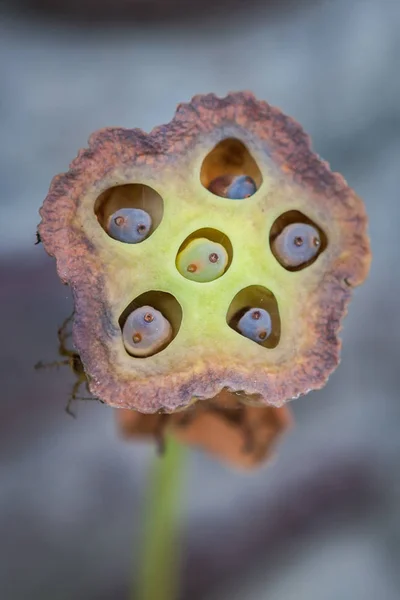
top-left (95, 183), bottom-right (164, 243)
top-left (200, 138), bottom-right (262, 198)
top-left (269, 211), bottom-right (327, 271)
top-left (226, 285), bottom-right (281, 349)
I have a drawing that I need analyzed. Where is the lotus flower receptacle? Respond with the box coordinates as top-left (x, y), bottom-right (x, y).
top-left (38, 92), bottom-right (370, 456)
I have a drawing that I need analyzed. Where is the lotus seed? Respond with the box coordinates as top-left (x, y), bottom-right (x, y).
top-left (106, 208), bottom-right (152, 243)
top-left (238, 308), bottom-right (272, 344)
top-left (208, 174), bottom-right (257, 199)
top-left (176, 238), bottom-right (228, 282)
top-left (272, 223), bottom-right (321, 268)
top-left (122, 305), bottom-right (172, 357)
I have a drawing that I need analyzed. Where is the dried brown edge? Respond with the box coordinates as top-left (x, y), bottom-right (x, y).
top-left (116, 389), bottom-right (293, 468)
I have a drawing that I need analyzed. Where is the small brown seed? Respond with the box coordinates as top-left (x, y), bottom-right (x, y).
top-left (132, 333), bottom-right (142, 344)
top-left (187, 264), bottom-right (197, 273)
top-left (209, 253), bottom-right (219, 263)
top-left (144, 313), bottom-right (154, 323)
top-left (114, 216), bottom-right (125, 226)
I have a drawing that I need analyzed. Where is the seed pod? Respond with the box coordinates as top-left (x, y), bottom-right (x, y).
top-left (238, 308), bottom-right (272, 344)
top-left (208, 174), bottom-right (257, 199)
top-left (107, 208), bottom-right (152, 243)
top-left (122, 305), bottom-right (172, 357)
top-left (176, 238), bottom-right (228, 282)
top-left (38, 91), bottom-right (370, 419)
top-left (272, 223), bottom-right (321, 268)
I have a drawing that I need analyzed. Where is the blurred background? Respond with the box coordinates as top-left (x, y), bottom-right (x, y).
top-left (1, 0), bottom-right (399, 598)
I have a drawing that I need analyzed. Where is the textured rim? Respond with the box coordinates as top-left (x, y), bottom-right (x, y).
top-left (39, 92), bottom-right (371, 412)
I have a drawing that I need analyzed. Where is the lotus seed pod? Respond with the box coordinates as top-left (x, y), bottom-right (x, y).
top-left (106, 207), bottom-right (152, 243)
top-left (238, 308), bottom-right (272, 344)
top-left (272, 222), bottom-right (321, 268)
top-left (38, 92), bottom-right (370, 426)
top-left (176, 238), bottom-right (229, 282)
top-left (208, 174), bottom-right (257, 199)
top-left (122, 305), bottom-right (172, 357)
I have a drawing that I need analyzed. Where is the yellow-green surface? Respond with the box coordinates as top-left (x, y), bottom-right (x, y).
top-left (75, 130), bottom-right (345, 385)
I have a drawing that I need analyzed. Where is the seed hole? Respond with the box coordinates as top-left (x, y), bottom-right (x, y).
top-left (270, 210), bottom-right (327, 271)
top-left (119, 291), bottom-right (182, 358)
top-left (226, 285), bottom-right (280, 349)
top-left (95, 184), bottom-right (164, 243)
top-left (176, 228), bottom-right (233, 283)
top-left (200, 138), bottom-right (262, 199)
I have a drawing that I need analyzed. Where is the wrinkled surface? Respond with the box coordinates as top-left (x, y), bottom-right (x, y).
top-left (117, 389), bottom-right (292, 468)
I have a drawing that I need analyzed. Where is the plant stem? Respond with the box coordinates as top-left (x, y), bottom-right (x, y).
top-left (135, 436), bottom-right (185, 600)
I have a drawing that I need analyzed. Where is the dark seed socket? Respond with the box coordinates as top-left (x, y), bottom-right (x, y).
top-left (144, 313), bottom-right (154, 323)
top-left (209, 252), bottom-right (219, 263)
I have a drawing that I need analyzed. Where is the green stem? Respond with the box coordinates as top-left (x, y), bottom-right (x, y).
top-left (135, 436), bottom-right (185, 600)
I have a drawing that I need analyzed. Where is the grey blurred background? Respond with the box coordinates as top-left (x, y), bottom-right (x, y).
top-left (1, 0), bottom-right (399, 598)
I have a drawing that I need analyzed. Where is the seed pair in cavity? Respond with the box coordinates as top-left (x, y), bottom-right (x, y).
top-left (107, 208), bottom-right (152, 244)
top-left (208, 174), bottom-right (257, 200)
top-left (123, 305), bottom-right (172, 357)
top-left (176, 237), bottom-right (228, 282)
top-left (272, 223), bottom-right (321, 268)
top-left (238, 308), bottom-right (272, 344)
